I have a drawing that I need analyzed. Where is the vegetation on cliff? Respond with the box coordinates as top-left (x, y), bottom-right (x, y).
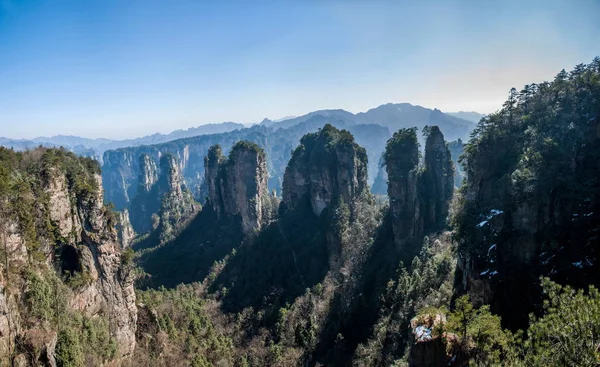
top-left (453, 57), bottom-right (600, 329)
top-left (0, 147), bottom-right (133, 366)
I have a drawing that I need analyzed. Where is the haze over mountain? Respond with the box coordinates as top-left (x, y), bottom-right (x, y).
top-left (0, 103), bottom-right (474, 164)
top-left (446, 111), bottom-right (487, 123)
top-left (0, 122), bottom-right (245, 160)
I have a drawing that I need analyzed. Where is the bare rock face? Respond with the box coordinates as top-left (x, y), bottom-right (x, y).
top-left (282, 124), bottom-right (368, 216)
top-left (385, 128), bottom-right (422, 253)
top-left (409, 313), bottom-right (447, 367)
top-left (117, 209), bottom-right (135, 248)
top-left (156, 154), bottom-right (199, 239)
top-left (204, 142), bottom-right (272, 234)
top-left (139, 154), bottom-right (158, 193)
top-left (204, 145), bottom-right (225, 216)
top-left (0, 151), bottom-right (137, 362)
top-left (129, 153), bottom-right (199, 236)
top-left (48, 172), bottom-right (138, 358)
top-left (21, 329), bottom-right (58, 367)
top-left (385, 127), bottom-right (454, 257)
top-left (421, 126), bottom-right (454, 233)
top-left (102, 130), bottom-right (269, 211)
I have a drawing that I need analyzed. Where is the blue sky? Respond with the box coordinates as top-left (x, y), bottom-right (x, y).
top-left (1, 0), bottom-right (599, 139)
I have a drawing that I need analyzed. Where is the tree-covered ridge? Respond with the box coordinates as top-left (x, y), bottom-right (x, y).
top-left (454, 58), bottom-right (600, 328)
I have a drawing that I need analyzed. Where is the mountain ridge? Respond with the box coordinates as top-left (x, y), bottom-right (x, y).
top-left (1, 103), bottom-right (474, 160)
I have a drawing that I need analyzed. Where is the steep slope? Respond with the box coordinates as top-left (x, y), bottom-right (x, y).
top-left (129, 153), bottom-right (199, 239)
top-left (384, 126), bottom-right (454, 258)
top-left (205, 141), bottom-right (275, 234)
top-left (0, 147), bottom-right (136, 365)
top-left (282, 124), bottom-right (368, 216)
top-left (384, 128), bottom-right (421, 254)
top-left (454, 59), bottom-right (600, 329)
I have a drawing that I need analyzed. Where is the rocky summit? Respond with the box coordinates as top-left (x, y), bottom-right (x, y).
top-left (282, 124), bottom-right (368, 216)
top-left (204, 141), bottom-right (274, 234)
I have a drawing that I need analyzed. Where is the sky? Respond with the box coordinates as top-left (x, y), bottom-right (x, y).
top-left (0, 0), bottom-right (599, 139)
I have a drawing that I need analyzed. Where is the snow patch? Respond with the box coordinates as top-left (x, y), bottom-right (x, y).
top-left (414, 325), bottom-right (432, 342)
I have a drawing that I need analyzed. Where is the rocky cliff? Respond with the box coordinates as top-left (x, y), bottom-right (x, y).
top-left (156, 154), bottom-right (200, 240)
top-left (282, 124), bottom-right (368, 216)
top-left (102, 120), bottom-right (389, 211)
top-left (421, 126), bottom-right (454, 233)
top-left (103, 128), bottom-right (268, 210)
top-left (385, 128), bottom-right (422, 254)
top-left (454, 61), bottom-right (600, 329)
top-left (384, 126), bottom-right (454, 256)
top-left (0, 147), bottom-right (137, 365)
top-left (129, 153), bottom-right (199, 237)
top-left (116, 209), bottom-right (135, 248)
top-left (204, 141), bottom-right (273, 234)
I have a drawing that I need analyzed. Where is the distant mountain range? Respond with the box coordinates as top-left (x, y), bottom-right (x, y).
top-left (446, 111), bottom-right (486, 123)
top-left (0, 122), bottom-right (245, 161)
top-left (1, 103), bottom-right (479, 162)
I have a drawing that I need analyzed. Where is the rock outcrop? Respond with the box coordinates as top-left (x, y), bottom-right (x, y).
top-left (409, 313), bottom-right (447, 367)
top-left (156, 154), bottom-right (199, 239)
top-left (282, 124), bottom-right (368, 216)
top-left (453, 61), bottom-right (600, 330)
top-left (421, 126), bottom-right (454, 232)
top-left (385, 128), bottom-right (422, 253)
top-left (129, 153), bottom-right (199, 236)
top-left (0, 148), bottom-right (137, 363)
top-left (102, 121), bottom-right (389, 212)
top-left (117, 209), bottom-right (135, 248)
top-left (384, 127), bottom-right (454, 256)
top-left (102, 129), bottom-right (269, 210)
top-left (204, 142), bottom-right (272, 234)
top-left (47, 170), bottom-right (138, 358)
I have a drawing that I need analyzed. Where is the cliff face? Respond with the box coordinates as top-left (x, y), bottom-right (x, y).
top-left (385, 128), bottom-right (421, 253)
top-left (454, 61), bottom-right (600, 329)
top-left (0, 148), bottom-right (137, 364)
top-left (117, 209), bottom-right (135, 248)
top-left (204, 142), bottom-right (272, 234)
top-left (282, 124), bottom-right (368, 216)
top-left (129, 153), bottom-right (199, 236)
top-left (384, 127), bottom-right (454, 256)
top-left (51, 172), bottom-right (137, 357)
top-left (139, 154), bottom-right (158, 193)
top-left (156, 154), bottom-right (199, 240)
top-left (204, 145), bottom-right (225, 217)
top-left (102, 129), bottom-right (269, 210)
top-left (421, 126), bottom-right (454, 233)
top-left (102, 121), bottom-right (388, 211)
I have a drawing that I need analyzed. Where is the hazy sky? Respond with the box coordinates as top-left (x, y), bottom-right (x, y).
top-left (1, 0), bottom-right (599, 139)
